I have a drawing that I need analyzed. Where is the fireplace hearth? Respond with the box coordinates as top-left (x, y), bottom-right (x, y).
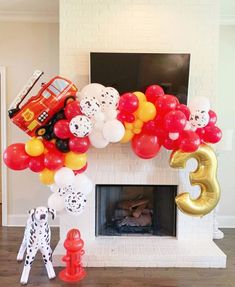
top-left (95, 185), bottom-right (177, 237)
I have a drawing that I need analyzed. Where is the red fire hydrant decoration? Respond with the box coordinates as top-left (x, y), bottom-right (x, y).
top-left (59, 229), bottom-right (86, 282)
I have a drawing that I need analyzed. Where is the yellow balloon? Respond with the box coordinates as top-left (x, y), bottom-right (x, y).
top-left (39, 169), bottom-right (55, 185)
top-left (120, 129), bottom-right (134, 143)
top-left (133, 119), bottom-right (143, 129)
top-left (65, 152), bottom-right (87, 170)
top-left (137, 102), bottom-right (156, 122)
top-left (133, 128), bottom-right (142, 134)
top-left (169, 144), bottom-right (220, 217)
top-left (25, 137), bottom-right (44, 157)
top-left (133, 91), bottom-right (146, 104)
top-left (124, 123), bottom-right (134, 130)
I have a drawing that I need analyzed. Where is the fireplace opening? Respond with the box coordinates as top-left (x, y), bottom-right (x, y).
top-left (95, 185), bottom-right (177, 237)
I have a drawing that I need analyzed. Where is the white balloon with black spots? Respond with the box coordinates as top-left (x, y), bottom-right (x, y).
top-left (64, 190), bottom-right (87, 216)
top-left (58, 184), bottom-right (76, 197)
top-left (69, 115), bottom-right (93, 137)
top-left (99, 87), bottom-right (120, 110)
top-left (80, 95), bottom-right (101, 117)
top-left (189, 109), bottom-right (210, 129)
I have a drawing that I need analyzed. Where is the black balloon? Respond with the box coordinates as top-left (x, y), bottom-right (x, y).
top-left (56, 139), bottom-right (70, 153)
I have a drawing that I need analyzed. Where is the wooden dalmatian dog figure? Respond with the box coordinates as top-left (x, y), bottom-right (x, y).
top-left (17, 207), bottom-right (56, 285)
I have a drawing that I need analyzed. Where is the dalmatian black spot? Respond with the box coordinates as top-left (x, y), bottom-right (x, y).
top-left (80, 95), bottom-right (100, 117)
top-left (189, 109), bottom-right (210, 128)
top-left (69, 115), bottom-right (92, 137)
top-left (65, 190), bottom-right (87, 215)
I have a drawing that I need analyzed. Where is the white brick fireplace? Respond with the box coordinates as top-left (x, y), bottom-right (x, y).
top-left (54, 0), bottom-right (226, 267)
top-left (54, 145), bottom-right (226, 267)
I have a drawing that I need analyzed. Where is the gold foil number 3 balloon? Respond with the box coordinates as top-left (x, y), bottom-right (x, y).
top-left (170, 144), bottom-right (220, 217)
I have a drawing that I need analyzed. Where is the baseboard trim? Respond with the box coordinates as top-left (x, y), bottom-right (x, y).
top-left (218, 216), bottom-right (235, 228)
top-left (7, 214), bottom-right (60, 227)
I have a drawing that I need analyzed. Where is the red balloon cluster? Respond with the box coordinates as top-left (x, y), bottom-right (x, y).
top-left (4, 76), bottom-right (223, 183)
top-left (130, 85), bottom-right (222, 156)
top-left (3, 99), bottom-right (91, 179)
top-left (117, 93), bottom-right (139, 123)
top-left (52, 101), bottom-right (90, 155)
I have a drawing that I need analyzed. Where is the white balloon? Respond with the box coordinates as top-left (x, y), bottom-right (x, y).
top-left (93, 121), bottom-right (105, 131)
top-left (65, 190), bottom-right (87, 216)
top-left (48, 193), bottom-right (65, 212)
top-left (98, 87), bottom-right (120, 110)
top-left (105, 109), bottom-right (118, 121)
top-left (58, 184), bottom-right (76, 197)
top-left (169, 132), bottom-right (179, 140)
top-left (189, 109), bottom-right (210, 129)
top-left (69, 115), bottom-right (93, 137)
top-left (189, 96), bottom-right (210, 112)
top-left (93, 111), bottom-right (106, 122)
top-left (89, 129), bottom-right (109, 148)
top-left (102, 119), bottom-right (125, 143)
top-left (80, 83), bottom-right (105, 100)
top-left (74, 174), bottom-right (93, 195)
top-left (80, 95), bottom-right (101, 117)
top-left (50, 183), bottom-right (59, 193)
top-left (54, 167), bottom-right (75, 188)
top-left (99, 87), bottom-right (120, 110)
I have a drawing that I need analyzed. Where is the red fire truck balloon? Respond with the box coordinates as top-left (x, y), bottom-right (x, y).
top-left (8, 70), bottom-right (77, 137)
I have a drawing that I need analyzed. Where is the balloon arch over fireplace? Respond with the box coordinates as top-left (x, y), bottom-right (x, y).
top-left (3, 72), bottom-right (222, 218)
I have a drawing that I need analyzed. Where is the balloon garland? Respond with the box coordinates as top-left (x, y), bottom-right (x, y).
top-left (3, 74), bottom-right (222, 217)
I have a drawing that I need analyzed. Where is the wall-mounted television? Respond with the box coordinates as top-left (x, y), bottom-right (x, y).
top-left (90, 52), bottom-right (190, 104)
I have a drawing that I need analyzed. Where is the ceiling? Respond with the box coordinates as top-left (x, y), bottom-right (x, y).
top-left (0, 0), bottom-right (234, 24)
top-left (0, 0), bottom-right (59, 22)
top-left (0, 0), bottom-right (58, 13)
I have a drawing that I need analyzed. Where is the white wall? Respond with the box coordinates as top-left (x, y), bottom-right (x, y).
top-left (0, 21), bottom-right (59, 224)
top-left (217, 25), bottom-right (235, 227)
top-left (60, 0), bottom-right (219, 110)
top-left (59, 0), bottom-right (220, 240)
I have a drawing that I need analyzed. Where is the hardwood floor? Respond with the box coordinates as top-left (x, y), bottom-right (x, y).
top-left (0, 227), bottom-right (234, 286)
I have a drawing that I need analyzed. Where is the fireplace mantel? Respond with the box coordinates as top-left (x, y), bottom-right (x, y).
top-left (53, 147), bottom-right (226, 268)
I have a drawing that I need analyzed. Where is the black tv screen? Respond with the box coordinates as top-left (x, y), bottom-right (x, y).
top-left (90, 52), bottom-right (190, 104)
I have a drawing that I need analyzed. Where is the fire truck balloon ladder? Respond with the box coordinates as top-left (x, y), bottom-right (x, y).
top-left (8, 70), bottom-right (44, 112)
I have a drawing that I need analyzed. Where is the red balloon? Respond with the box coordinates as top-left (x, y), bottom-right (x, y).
top-left (54, 119), bottom-right (72, 139)
top-left (207, 110), bottom-right (217, 126)
top-left (163, 110), bottom-right (187, 133)
top-left (154, 114), bottom-right (164, 128)
top-left (131, 133), bottom-right (161, 159)
top-left (64, 101), bottom-right (81, 120)
top-left (203, 126), bottom-right (222, 144)
top-left (117, 111), bottom-right (135, 123)
top-left (29, 154), bottom-right (45, 172)
top-left (145, 85), bottom-right (164, 104)
top-left (44, 151), bottom-right (64, 170)
top-left (3, 143), bottom-right (30, 170)
top-left (163, 137), bottom-right (180, 150)
top-left (43, 140), bottom-right (56, 151)
top-left (155, 94), bottom-right (178, 114)
top-left (154, 127), bottom-right (168, 145)
top-left (142, 120), bottom-right (157, 135)
top-left (176, 104), bottom-right (191, 120)
top-left (69, 136), bottom-right (90, 153)
top-left (118, 93), bottom-right (139, 113)
top-left (179, 131), bottom-right (201, 152)
top-left (196, 128), bottom-right (206, 139)
top-left (74, 163), bottom-right (88, 175)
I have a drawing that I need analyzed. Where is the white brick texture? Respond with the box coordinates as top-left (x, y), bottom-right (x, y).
top-left (55, 0), bottom-right (226, 267)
